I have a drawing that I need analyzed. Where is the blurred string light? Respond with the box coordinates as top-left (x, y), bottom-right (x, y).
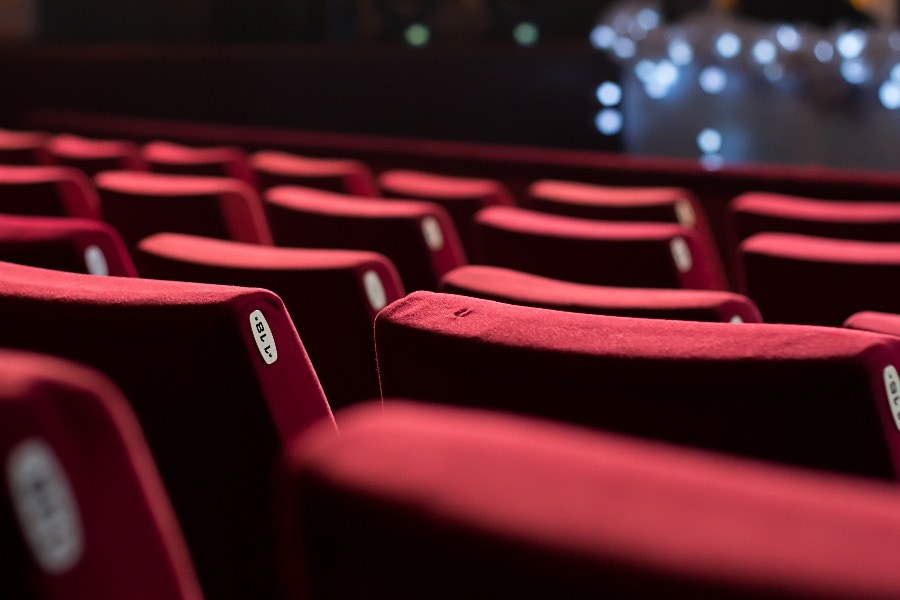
top-left (590, 0), bottom-right (900, 148)
top-left (404, 23), bottom-right (430, 47)
top-left (513, 21), bottom-right (539, 46)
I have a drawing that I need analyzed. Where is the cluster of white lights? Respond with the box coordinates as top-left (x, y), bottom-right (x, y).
top-left (590, 0), bottom-right (900, 160)
top-left (594, 81), bottom-right (624, 135)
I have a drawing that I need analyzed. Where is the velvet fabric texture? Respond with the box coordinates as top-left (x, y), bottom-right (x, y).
top-left (142, 140), bottom-right (257, 189)
top-left (250, 149), bottom-right (378, 196)
top-left (0, 261), bottom-right (335, 600)
top-left (137, 232), bottom-right (403, 412)
top-left (473, 205), bottom-right (726, 290)
top-left (94, 170), bottom-right (273, 253)
top-left (264, 186), bottom-right (467, 291)
top-left (0, 350), bottom-right (203, 600)
top-left (375, 291), bottom-right (900, 480)
top-left (45, 134), bottom-right (147, 176)
top-left (378, 169), bottom-right (515, 256)
top-left (0, 214), bottom-right (136, 276)
top-left (439, 265), bottom-right (760, 322)
top-left (730, 192), bottom-right (900, 244)
top-left (280, 400), bottom-right (900, 599)
top-left (739, 232), bottom-right (900, 326)
top-left (0, 165), bottom-right (100, 219)
top-left (845, 311), bottom-right (900, 337)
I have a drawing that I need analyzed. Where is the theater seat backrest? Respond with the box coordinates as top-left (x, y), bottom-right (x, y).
top-left (264, 186), bottom-right (466, 291)
top-left (473, 205), bottom-right (726, 290)
top-left (143, 140), bottom-right (257, 188)
top-left (0, 261), bottom-right (334, 600)
top-left (95, 170), bottom-right (273, 252)
top-left (137, 232), bottom-right (403, 411)
top-left (45, 134), bottom-right (147, 176)
top-left (0, 350), bottom-right (203, 600)
top-left (375, 291), bottom-right (900, 480)
top-left (739, 232), bottom-right (900, 326)
top-left (0, 165), bottom-right (100, 219)
top-left (251, 149), bottom-right (378, 196)
top-left (439, 265), bottom-right (760, 323)
top-left (0, 214), bottom-right (136, 276)
top-left (280, 400), bottom-right (900, 599)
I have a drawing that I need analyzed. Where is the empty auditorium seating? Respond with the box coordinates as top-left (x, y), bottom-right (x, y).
top-left (0, 350), bottom-right (203, 600)
top-left (0, 128), bottom-right (50, 164)
top-left (143, 140), bottom-right (257, 187)
top-left (251, 149), bottom-right (378, 196)
top-left (375, 291), bottom-right (900, 479)
top-left (0, 261), bottom-right (335, 600)
top-left (440, 265), bottom-right (761, 322)
top-left (0, 214), bottom-right (136, 276)
top-left (378, 169), bottom-right (515, 255)
top-left (278, 399), bottom-right (900, 599)
top-left (94, 170), bottom-right (273, 253)
top-left (136, 232), bottom-right (404, 411)
top-left (474, 205), bottom-right (726, 289)
top-left (45, 134), bottom-right (147, 176)
top-left (730, 192), bottom-right (900, 245)
top-left (0, 165), bottom-right (100, 219)
top-left (264, 186), bottom-right (466, 291)
top-left (739, 232), bottom-right (900, 326)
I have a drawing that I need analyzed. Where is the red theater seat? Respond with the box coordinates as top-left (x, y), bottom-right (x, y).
top-left (264, 186), bottom-right (466, 291)
top-left (0, 350), bottom-right (202, 600)
top-left (474, 205), bottom-right (725, 290)
top-left (730, 192), bottom-right (900, 245)
top-left (250, 149), bottom-right (378, 196)
top-left (279, 400), bottom-right (900, 599)
top-left (439, 265), bottom-right (761, 323)
top-left (0, 165), bottom-right (100, 219)
top-left (375, 291), bottom-right (900, 480)
top-left (136, 232), bottom-right (404, 411)
top-left (95, 170), bottom-right (273, 253)
top-left (143, 140), bottom-right (257, 188)
top-left (0, 214), bottom-right (136, 276)
top-left (0, 128), bottom-right (50, 165)
top-left (0, 261), bottom-right (334, 600)
top-left (45, 134), bottom-right (147, 176)
top-left (845, 311), bottom-right (900, 337)
top-left (378, 169), bottom-right (515, 256)
top-left (739, 232), bottom-right (900, 326)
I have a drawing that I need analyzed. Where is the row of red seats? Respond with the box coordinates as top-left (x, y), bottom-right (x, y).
top-left (5, 123), bottom-right (900, 598)
top-left (6, 263), bottom-right (900, 599)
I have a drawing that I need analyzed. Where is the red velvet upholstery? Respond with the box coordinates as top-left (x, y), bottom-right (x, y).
top-left (730, 192), bottom-right (900, 244)
top-left (45, 134), bottom-right (147, 176)
top-left (378, 169), bottom-right (515, 256)
top-left (137, 232), bottom-right (403, 412)
top-left (94, 170), bottom-right (273, 253)
top-left (739, 232), bottom-right (900, 326)
top-left (0, 214), bottom-right (136, 276)
top-left (474, 205), bottom-right (725, 290)
top-left (280, 399), bottom-right (900, 599)
top-left (0, 350), bottom-right (202, 600)
top-left (0, 261), bottom-right (334, 600)
top-left (0, 128), bottom-right (50, 165)
top-left (250, 149), bottom-right (378, 196)
top-left (439, 265), bottom-right (761, 323)
top-left (375, 291), bottom-right (900, 480)
top-left (845, 311), bottom-right (900, 337)
top-left (264, 186), bottom-right (467, 291)
top-left (143, 140), bottom-right (257, 188)
top-left (0, 165), bottom-right (100, 219)
top-left (528, 179), bottom-right (724, 283)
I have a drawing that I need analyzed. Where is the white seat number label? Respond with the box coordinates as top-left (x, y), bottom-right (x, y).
top-left (250, 309), bottom-right (278, 365)
top-left (7, 439), bottom-right (84, 574)
top-left (884, 365), bottom-right (900, 431)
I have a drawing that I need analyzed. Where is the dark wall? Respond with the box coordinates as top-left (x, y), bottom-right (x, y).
top-left (0, 41), bottom-right (621, 151)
